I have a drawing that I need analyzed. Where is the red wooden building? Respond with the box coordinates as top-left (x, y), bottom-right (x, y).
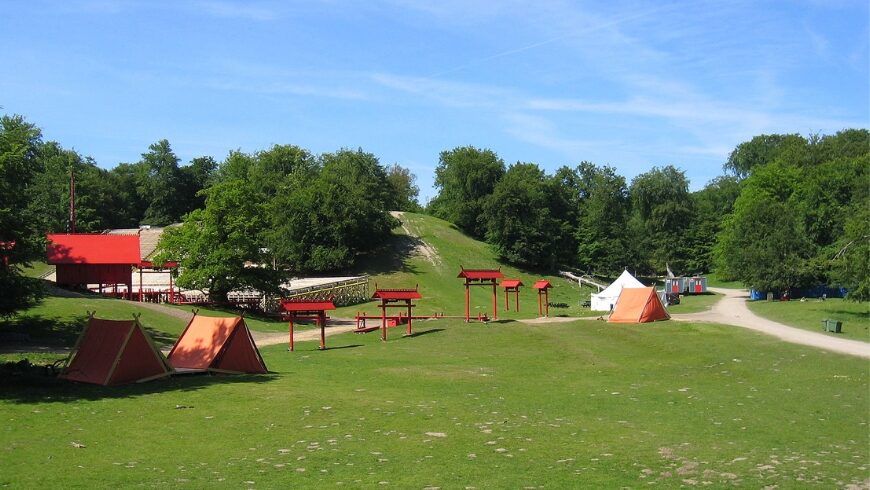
top-left (47, 234), bottom-right (140, 295)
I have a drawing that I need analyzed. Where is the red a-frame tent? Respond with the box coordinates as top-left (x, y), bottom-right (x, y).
top-left (167, 314), bottom-right (267, 374)
top-left (60, 314), bottom-right (172, 385)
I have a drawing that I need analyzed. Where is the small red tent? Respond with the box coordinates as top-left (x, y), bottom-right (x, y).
top-left (608, 287), bottom-right (670, 324)
top-left (167, 315), bottom-right (267, 374)
top-left (60, 315), bottom-right (172, 385)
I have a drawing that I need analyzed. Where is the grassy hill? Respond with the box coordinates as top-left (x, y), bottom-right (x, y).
top-left (339, 212), bottom-right (598, 319)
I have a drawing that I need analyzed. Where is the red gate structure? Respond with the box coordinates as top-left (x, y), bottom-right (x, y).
top-left (372, 285), bottom-right (422, 341)
top-left (533, 280), bottom-right (553, 317)
top-left (280, 298), bottom-right (336, 351)
top-left (458, 267), bottom-right (504, 322)
top-left (500, 279), bottom-right (523, 312)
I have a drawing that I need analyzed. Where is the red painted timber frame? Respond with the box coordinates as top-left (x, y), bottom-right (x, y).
top-left (372, 285), bottom-right (422, 341)
top-left (280, 299), bottom-right (337, 351)
top-left (532, 280), bottom-right (553, 317)
top-left (500, 279), bottom-right (523, 312)
top-left (457, 267), bottom-right (505, 322)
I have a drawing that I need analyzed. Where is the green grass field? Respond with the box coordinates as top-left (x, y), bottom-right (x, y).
top-left (747, 298), bottom-right (870, 342)
top-left (1, 320), bottom-right (866, 487)
top-left (1, 213), bottom-right (868, 487)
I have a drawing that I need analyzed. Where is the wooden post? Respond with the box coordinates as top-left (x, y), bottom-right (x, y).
top-left (465, 283), bottom-right (470, 322)
top-left (381, 303), bottom-right (387, 341)
top-left (319, 312), bottom-right (326, 350)
top-left (515, 288), bottom-right (520, 312)
top-left (138, 268), bottom-right (143, 302)
top-left (406, 303), bottom-right (413, 336)
top-left (504, 288), bottom-right (509, 310)
top-left (288, 319), bottom-right (295, 351)
top-left (544, 289), bottom-right (549, 317)
top-left (492, 283), bottom-right (497, 320)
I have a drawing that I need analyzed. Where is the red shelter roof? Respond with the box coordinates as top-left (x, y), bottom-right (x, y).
top-left (280, 299), bottom-right (337, 312)
top-left (500, 279), bottom-right (524, 288)
top-left (372, 288), bottom-right (422, 300)
top-left (47, 234), bottom-right (140, 265)
top-left (457, 267), bottom-right (504, 280)
top-left (532, 280), bottom-right (553, 290)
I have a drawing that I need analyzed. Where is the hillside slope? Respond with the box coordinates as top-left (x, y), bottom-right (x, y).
top-left (338, 212), bottom-right (597, 319)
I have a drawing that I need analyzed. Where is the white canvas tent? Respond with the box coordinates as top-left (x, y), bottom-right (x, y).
top-left (590, 270), bottom-right (645, 311)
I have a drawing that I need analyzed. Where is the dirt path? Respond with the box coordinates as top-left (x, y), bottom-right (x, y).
top-left (390, 211), bottom-right (441, 267)
top-left (672, 287), bottom-right (870, 359)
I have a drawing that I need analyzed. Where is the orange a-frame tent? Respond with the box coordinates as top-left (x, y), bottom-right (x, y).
top-left (60, 314), bottom-right (172, 385)
top-left (167, 314), bottom-right (267, 374)
top-left (608, 287), bottom-right (670, 324)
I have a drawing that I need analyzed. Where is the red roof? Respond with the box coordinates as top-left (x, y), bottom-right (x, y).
top-left (500, 279), bottom-right (524, 288)
top-left (532, 280), bottom-right (553, 289)
top-left (46, 234), bottom-right (140, 265)
top-left (280, 299), bottom-right (337, 312)
top-left (457, 268), bottom-right (504, 280)
top-left (372, 288), bottom-right (422, 300)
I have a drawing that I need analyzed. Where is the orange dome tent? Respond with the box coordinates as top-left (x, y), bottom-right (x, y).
top-left (607, 287), bottom-right (670, 324)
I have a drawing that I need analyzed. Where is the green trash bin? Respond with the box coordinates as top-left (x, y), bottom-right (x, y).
top-left (822, 319), bottom-right (843, 333)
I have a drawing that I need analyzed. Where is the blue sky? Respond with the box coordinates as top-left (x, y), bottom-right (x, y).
top-left (2, 0), bottom-right (867, 203)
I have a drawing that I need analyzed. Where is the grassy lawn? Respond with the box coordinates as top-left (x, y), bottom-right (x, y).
top-left (747, 298), bottom-right (870, 342)
top-left (0, 318), bottom-right (866, 487)
top-left (665, 292), bottom-right (721, 314)
top-left (704, 272), bottom-right (745, 289)
top-left (21, 260), bottom-right (53, 279)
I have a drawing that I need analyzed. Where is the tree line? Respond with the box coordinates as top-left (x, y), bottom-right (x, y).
top-left (0, 110), bottom-right (866, 314)
top-left (0, 113), bottom-right (419, 309)
top-left (428, 130), bottom-right (868, 300)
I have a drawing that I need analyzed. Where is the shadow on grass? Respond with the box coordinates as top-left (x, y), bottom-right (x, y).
top-left (824, 309), bottom-right (870, 323)
top-left (0, 371), bottom-right (278, 404)
top-left (0, 315), bottom-right (88, 348)
top-left (404, 328), bottom-right (445, 338)
top-left (324, 344), bottom-right (363, 350)
top-left (347, 234), bottom-right (422, 276)
top-left (0, 314), bottom-right (179, 351)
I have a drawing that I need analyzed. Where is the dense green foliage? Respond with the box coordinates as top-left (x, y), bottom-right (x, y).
top-left (483, 163), bottom-right (573, 269)
top-left (716, 129), bottom-right (869, 297)
top-left (429, 146), bottom-right (505, 238)
top-left (0, 115), bottom-right (45, 315)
